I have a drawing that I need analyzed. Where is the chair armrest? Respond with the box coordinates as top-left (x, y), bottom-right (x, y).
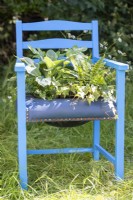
top-left (93, 57), bottom-right (129, 71)
top-left (15, 62), bottom-right (26, 72)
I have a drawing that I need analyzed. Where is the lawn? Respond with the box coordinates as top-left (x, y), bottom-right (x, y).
top-left (0, 78), bottom-right (133, 199)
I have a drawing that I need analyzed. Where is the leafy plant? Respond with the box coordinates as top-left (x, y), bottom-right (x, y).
top-left (20, 46), bottom-right (115, 104)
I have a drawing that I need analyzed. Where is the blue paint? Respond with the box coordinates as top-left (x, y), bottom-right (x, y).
top-left (115, 70), bottom-right (126, 179)
top-left (22, 20), bottom-right (92, 31)
top-left (16, 20), bottom-right (23, 58)
top-left (93, 57), bottom-right (129, 70)
top-left (16, 69), bottom-right (27, 190)
top-left (93, 120), bottom-right (100, 160)
top-left (23, 39), bottom-right (93, 49)
top-left (15, 19), bottom-right (129, 189)
top-left (27, 148), bottom-right (93, 155)
top-left (15, 62), bottom-right (25, 72)
top-left (16, 19), bottom-right (98, 58)
top-left (96, 144), bottom-right (115, 165)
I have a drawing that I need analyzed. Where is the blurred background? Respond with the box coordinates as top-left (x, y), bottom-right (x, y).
top-left (0, 0), bottom-right (133, 81)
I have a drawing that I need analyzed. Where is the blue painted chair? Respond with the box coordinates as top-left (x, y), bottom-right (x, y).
top-left (15, 20), bottom-right (128, 189)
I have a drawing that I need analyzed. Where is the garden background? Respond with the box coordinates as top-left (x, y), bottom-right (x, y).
top-left (0, 0), bottom-right (133, 199)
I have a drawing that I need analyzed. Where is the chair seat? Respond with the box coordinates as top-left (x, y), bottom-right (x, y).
top-left (26, 97), bottom-right (117, 124)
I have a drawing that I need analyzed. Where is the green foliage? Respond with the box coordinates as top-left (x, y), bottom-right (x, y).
top-left (0, 1), bottom-right (132, 64)
top-left (20, 46), bottom-right (115, 104)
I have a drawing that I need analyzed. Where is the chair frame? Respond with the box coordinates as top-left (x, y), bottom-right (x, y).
top-left (15, 20), bottom-right (128, 189)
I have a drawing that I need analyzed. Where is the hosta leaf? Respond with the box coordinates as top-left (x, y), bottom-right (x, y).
top-left (63, 60), bottom-right (71, 67)
top-left (78, 47), bottom-right (87, 52)
top-left (69, 56), bottom-right (78, 71)
top-left (20, 57), bottom-right (35, 67)
top-left (25, 65), bottom-right (41, 77)
top-left (54, 59), bottom-right (64, 66)
top-left (28, 47), bottom-right (45, 61)
top-left (44, 56), bottom-right (55, 68)
top-left (28, 46), bottom-right (39, 54)
top-left (73, 45), bottom-right (87, 52)
top-left (46, 50), bottom-right (58, 61)
top-left (35, 77), bottom-right (51, 87)
top-left (20, 46), bottom-right (116, 106)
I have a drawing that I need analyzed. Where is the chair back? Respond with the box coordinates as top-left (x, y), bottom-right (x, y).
top-left (16, 20), bottom-right (99, 59)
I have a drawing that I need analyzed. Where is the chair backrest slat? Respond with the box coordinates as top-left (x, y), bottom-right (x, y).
top-left (16, 20), bottom-right (99, 58)
top-left (22, 20), bottom-right (92, 31)
top-left (23, 39), bottom-right (93, 49)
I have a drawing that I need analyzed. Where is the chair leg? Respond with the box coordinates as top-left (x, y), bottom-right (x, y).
top-left (18, 119), bottom-right (28, 189)
top-left (115, 118), bottom-right (124, 180)
top-left (93, 120), bottom-right (100, 160)
top-left (18, 116), bottom-right (28, 189)
top-left (16, 70), bottom-right (28, 189)
top-left (115, 70), bottom-right (125, 180)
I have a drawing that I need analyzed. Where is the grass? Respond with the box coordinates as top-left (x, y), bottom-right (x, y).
top-left (0, 71), bottom-right (133, 199)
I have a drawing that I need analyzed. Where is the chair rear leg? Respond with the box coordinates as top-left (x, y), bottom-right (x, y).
top-left (93, 120), bottom-right (100, 160)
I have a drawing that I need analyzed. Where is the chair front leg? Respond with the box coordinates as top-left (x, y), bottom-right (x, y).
top-left (18, 114), bottom-right (27, 189)
top-left (16, 70), bottom-right (28, 189)
top-left (115, 70), bottom-right (126, 179)
top-left (93, 120), bottom-right (100, 160)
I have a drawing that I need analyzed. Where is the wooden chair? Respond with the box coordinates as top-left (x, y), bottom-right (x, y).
top-left (15, 20), bottom-right (128, 189)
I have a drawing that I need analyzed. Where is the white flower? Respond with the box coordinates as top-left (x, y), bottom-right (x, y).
top-left (44, 17), bottom-right (48, 21)
top-left (83, 30), bottom-right (88, 33)
top-left (71, 35), bottom-right (76, 39)
top-left (118, 50), bottom-right (123, 55)
top-left (118, 37), bottom-right (122, 42)
top-left (108, 55), bottom-right (112, 59)
top-left (67, 33), bottom-right (71, 38)
top-left (100, 43), bottom-right (103, 48)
